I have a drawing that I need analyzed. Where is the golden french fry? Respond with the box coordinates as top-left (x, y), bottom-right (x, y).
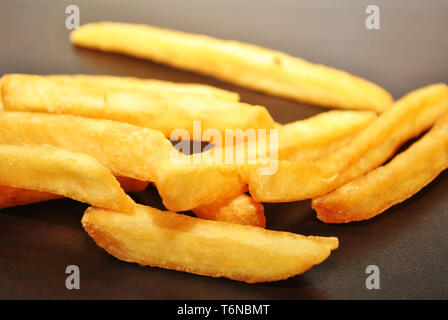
top-left (0, 177), bottom-right (148, 210)
top-left (0, 111), bottom-right (173, 182)
top-left (71, 22), bottom-right (393, 112)
top-left (193, 194), bottom-right (265, 228)
top-left (0, 144), bottom-right (135, 212)
top-left (0, 111), bottom-right (246, 211)
top-left (151, 160), bottom-right (247, 212)
top-left (82, 204), bottom-right (338, 283)
top-left (1, 74), bottom-right (275, 138)
top-left (46, 74), bottom-right (239, 101)
top-left (277, 110), bottom-right (377, 161)
top-left (0, 186), bottom-right (61, 209)
top-left (313, 114), bottom-right (448, 223)
top-left (242, 84), bottom-right (448, 202)
top-left (192, 111), bottom-right (376, 226)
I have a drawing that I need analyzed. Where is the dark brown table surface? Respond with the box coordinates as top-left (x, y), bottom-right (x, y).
top-left (0, 0), bottom-right (447, 300)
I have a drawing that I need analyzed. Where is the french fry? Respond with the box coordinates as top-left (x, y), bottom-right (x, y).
top-left (313, 114), bottom-right (448, 223)
top-left (1, 74), bottom-right (275, 138)
top-left (192, 194), bottom-right (265, 228)
top-left (242, 84), bottom-right (448, 202)
top-left (0, 144), bottom-right (135, 212)
top-left (46, 74), bottom-right (239, 101)
top-left (192, 111), bottom-right (376, 225)
top-left (0, 186), bottom-right (61, 209)
top-left (71, 22), bottom-right (393, 112)
top-left (151, 160), bottom-right (247, 212)
top-left (82, 204), bottom-right (338, 283)
top-left (0, 177), bottom-right (148, 210)
top-left (277, 110), bottom-right (377, 161)
top-left (0, 108), bottom-right (376, 214)
top-left (0, 111), bottom-right (173, 182)
top-left (0, 112), bottom-right (246, 211)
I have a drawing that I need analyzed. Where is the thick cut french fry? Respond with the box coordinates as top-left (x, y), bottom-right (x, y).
top-left (193, 194), bottom-right (265, 227)
top-left (242, 84), bottom-right (448, 202)
top-left (277, 110), bottom-right (377, 161)
top-left (1, 74), bottom-right (275, 138)
top-left (0, 108), bottom-right (376, 214)
top-left (192, 111), bottom-right (375, 225)
top-left (46, 74), bottom-right (239, 101)
top-left (0, 177), bottom-right (148, 210)
top-left (150, 160), bottom-right (247, 212)
top-left (313, 114), bottom-right (448, 223)
top-left (0, 186), bottom-right (61, 209)
top-left (71, 22), bottom-right (393, 112)
top-left (82, 204), bottom-right (338, 283)
top-left (0, 111), bottom-right (173, 182)
top-left (0, 112), bottom-right (245, 211)
top-left (0, 144), bottom-right (135, 212)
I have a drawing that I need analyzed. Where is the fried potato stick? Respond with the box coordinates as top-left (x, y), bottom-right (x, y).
top-left (242, 84), bottom-right (448, 202)
top-left (0, 177), bottom-right (148, 210)
top-left (82, 204), bottom-right (338, 283)
top-left (313, 114), bottom-right (448, 223)
top-left (46, 74), bottom-right (239, 101)
top-left (0, 108), bottom-right (375, 216)
top-left (1, 74), bottom-right (275, 138)
top-left (71, 22), bottom-right (393, 112)
top-left (0, 112), bottom-right (247, 211)
top-left (0, 144), bottom-right (135, 212)
top-left (275, 110), bottom-right (377, 161)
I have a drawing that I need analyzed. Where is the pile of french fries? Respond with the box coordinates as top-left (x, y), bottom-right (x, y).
top-left (0, 22), bottom-right (447, 283)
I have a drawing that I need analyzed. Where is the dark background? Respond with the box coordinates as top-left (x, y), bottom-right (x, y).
top-left (0, 0), bottom-right (447, 299)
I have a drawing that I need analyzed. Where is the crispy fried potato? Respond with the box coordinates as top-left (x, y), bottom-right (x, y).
top-left (0, 112), bottom-right (246, 211)
top-left (151, 160), bottom-right (247, 212)
top-left (71, 22), bottom-right (393, 112)
top-left (313, 114), bottom-right (448, 223)
top-left (1, 74), bottom-right (275, 138)
top-left (277, 110), bottom-right (377, 161)
top-left (46, 74), bottom-right (239, 101)
top-left (0, 111), bottom-right (173, 182)
top-left (82, 204), bottom-right (338, 283)
top-left (0, 144), bottom-right (135, 212)
top-left (191, 111), bottom-right (375, 225)
top-left (193, 194), bottom-right (265, 227)
top-left (242, 84), bottom-right (448, 202)
top-left (0, 177), bottom-right (148, 210)
top-left (0, 186), bottom-right (61, 209)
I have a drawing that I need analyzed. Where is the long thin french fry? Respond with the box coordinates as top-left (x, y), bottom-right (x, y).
top-left (313, 114), bottom-right (448, 223)
top-left (276, 110), bottom-right (377, 161)
top-left (46, 74), bottom-right (239, 101)
top-left (82, 204), bottom-right (338, 283)
top-left (0, 177), bottom-right (148, 210)
top-left (1, 74), bottom-right (275, 138)
top-left (71, 22), bottom-right (393, 112)
top-left (242, 84), bottom-right (448, 202)
top-left (0, 144), bottom-right (135, 212)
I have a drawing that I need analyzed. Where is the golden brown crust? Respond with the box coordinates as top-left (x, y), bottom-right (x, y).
top-left (71, 22), bottom-right (393, 111)
top-left (82, 204), bottom-right (338, 283)
top-left (313, 114), bottom-right (448, 223)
